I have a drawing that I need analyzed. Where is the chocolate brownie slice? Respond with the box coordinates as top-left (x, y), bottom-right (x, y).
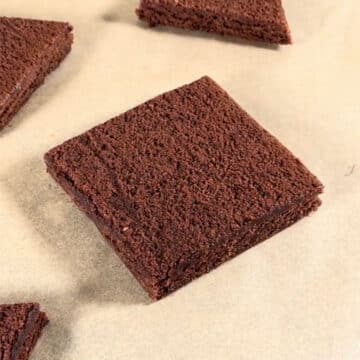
top-left (45, 76), bottom-right (323, 300)
top-left (0, 303), bottom-right (48, 360)
top-left (137, 0), bottom-right (292, 44)
top-left (0, 17), bottom-right (73, 131)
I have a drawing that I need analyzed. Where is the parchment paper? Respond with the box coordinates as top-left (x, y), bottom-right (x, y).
top-left (0, 1), bottom-right (359, 359)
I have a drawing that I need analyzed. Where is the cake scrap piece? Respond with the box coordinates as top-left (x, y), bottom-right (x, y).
top-left (137, 0), bottom-right (292, 44)
top-left (0, 17), bottom-right (73, 131)
top-left (45, 76), bottom-right (322, 300)
top-left (0, 303), bottom-right (48, 360)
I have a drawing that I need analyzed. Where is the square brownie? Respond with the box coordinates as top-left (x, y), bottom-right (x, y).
top-left (0, 17), bottom-right (73, 131)
top-left (0, 303), bottom-right (48, 360)
top-left (137, 0), bottom-right (292, 44)
top-left (45, 76), bottom-right (323, 299)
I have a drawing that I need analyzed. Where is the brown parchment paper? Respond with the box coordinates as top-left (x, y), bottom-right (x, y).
top-left (0, 1), bottom-right (359, 359)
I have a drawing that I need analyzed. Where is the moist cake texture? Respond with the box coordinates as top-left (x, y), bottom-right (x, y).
top-left (0, 17), bottom-right (73, 131)
top-left (45, 76), bottom-right (323, 300)
top-left (0, 303), bottom-right (48, 360)
top-left (137, 0), bottom-right (292, 44)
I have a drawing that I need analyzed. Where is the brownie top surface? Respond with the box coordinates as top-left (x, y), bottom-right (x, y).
top-left (0, 303), bottom-right (38, 330)
top-left (140, 0), bottom-right (288, 23)
top-left (0, 17), bottom-right (72, 110)
top-left (46, 76), bottom-right (322, 273)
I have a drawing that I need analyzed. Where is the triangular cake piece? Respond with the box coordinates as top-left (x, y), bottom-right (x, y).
top-left (0, 303), bottom-right (48, 360)
top-left (137, 0), bottom-right (292, 44)
top-left (0, 17), bottom-right (73, 131)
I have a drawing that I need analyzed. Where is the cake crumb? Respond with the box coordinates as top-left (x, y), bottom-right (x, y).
top-left (345, 165), bottom-right (355, 177)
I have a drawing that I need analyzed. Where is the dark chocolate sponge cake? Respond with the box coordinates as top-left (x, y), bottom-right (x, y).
top-left (0, 17), bottom-right (73, 131)
top-left (0, 303), bottom-right (48, 360)
top-left (45, 76), bottom-right (323, 300)
top-left (137, 0), bottom-right (292, 44)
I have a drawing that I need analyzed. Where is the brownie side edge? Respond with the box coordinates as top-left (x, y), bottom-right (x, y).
top-left (0, 303), bottom-right (48, 360)
top-left (14, 311), bottom-right (48, 360)
top-left (152, 195), bottom-right (321, 299)
top-left (44, 153), bottom-right (161, 299)
top-left (136, 1), bottom-right (292, 44)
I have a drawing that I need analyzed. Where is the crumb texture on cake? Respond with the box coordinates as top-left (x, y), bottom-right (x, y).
top-left (137, 0), bottom-right (292, 44)
top-left (0, 17), bottom-right (73, 131)
top-left (45, 76), bottom-right (322, 299)
top-left (0, 303), bottom-right (48, 360)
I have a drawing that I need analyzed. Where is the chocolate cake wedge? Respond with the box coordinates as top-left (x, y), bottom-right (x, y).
top-left (0, 303), bottom-right (48, 360)
top-left (0, 17), bottom-right (73, 131)
top-left (137, 0), bottom-right (292, 44)
top-left (45, 76), bottom-right (323, 300)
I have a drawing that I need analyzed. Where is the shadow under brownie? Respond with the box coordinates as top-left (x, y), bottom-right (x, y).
top-left (45, 76), bottom-right (323, 300)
